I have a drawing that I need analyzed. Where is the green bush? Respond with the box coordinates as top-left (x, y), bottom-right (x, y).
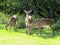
top-left (53, 19), bottom-right (60, 31)
top-left (0, 12), bottom-right (26, 28)
top-left (16, 14), bottom-right (26, 28)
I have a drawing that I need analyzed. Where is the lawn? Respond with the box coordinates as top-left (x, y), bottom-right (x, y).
top-left (0, 24), bottom-right (60, 45)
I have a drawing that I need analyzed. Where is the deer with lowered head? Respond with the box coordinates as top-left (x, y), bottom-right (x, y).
top-left (24, 10), bottom-right (32, 33)
top-left (5, 15), bottom-right (18, 30)
top-left (26, 18), bottom-right (55, 36)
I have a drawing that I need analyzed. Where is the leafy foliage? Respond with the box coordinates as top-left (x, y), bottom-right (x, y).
top-left (0, 0), bottom-right (60, 29)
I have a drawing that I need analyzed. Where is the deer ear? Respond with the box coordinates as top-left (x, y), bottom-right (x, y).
top-left (24, 10), bottom-right (27, 14)
top-left (28, 10), bottom-right (32, 14)
top-left (24, 10), bottom-right (32, 14)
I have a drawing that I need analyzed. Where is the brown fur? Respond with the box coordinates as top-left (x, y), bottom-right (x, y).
top-left (26, 18), bottom-right (55, 36)
top-left (25, 15), bottom-right (32, 30)
top-left (5, 15), bottom-right (18, 30)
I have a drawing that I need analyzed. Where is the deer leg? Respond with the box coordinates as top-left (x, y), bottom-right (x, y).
top-left (51, 28), bottom-right (55, 36)
top-left (5, 20), bottom-right (13, 30)
top-left (25, 23), bottom-right (30, 33)
top-left (51, 29), bottom-right (55, 37)
top-left (26, 25), bottom-right (29, 34)
top-left (26, 25), bottom-right (32, 34)
top-left (38, 27), bottom-right (42, 36)
top-left (50, 26), bottom-right (55, 36)
top-left (14, 22), bottom-right (18, 31)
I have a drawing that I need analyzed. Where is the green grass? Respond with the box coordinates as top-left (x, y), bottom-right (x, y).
top-left (0, 24), bottom-right (60, 45)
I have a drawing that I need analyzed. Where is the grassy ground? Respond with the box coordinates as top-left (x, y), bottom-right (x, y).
top-left (0, 24), bottom-right (60, 45)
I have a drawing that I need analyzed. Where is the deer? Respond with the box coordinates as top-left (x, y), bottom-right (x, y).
top-left (5, 15), bottom-right (18, 30)
top-left (24, 10), bottom-right (32, 33)
top-left (26, 18), bottom-right (55, 36)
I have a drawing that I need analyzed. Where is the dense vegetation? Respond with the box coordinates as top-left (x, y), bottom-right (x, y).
top-left (0, 0), bottom-right (60, 29)
top-left (0, 0), bottom-right (60, 16)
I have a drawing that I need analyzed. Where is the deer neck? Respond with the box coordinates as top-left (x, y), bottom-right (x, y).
top-left (26, 15), bottom-right (29, 19)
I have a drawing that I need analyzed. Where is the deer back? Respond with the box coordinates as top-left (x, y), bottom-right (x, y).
top-left (30, 18), bottom-right (54, 28)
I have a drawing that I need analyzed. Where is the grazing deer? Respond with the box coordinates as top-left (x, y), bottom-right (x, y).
top-left (24, 10), bottom-right (32, 33)
top-left (26, 18), bottom-right (55, 36)
top-left (5, 15), bottom-right (18, 30)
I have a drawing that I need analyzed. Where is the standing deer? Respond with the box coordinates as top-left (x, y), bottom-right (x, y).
top-left (5, 15), bottom-right (18, 30)
top-left (24, 10), bottom-right (32, 33)
top-left (26, 18), bottom-right (55, 36)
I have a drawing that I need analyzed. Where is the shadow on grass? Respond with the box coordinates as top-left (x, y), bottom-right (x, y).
top-left (54, 28), bottom-right (60, 36)
top-left (31, 29), bottom-right (56, 38)
top-left (14, 28), bottom-right (60, 38)
top-left (16, 28), bottom-right (26, 33)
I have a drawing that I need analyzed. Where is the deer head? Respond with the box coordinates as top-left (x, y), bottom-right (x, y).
top-left (24, 10), bottom-right (32, 15)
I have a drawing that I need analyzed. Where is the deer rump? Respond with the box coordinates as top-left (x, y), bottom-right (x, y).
top-left (10, 17), bottom-right (18, 24)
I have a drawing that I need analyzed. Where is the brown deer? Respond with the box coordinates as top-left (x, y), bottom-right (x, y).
top-left (5, 15), bottom-right (18, 30)
top-left (24, 10), bottom-right (32, 33)
top-left (26, 18), bottom-right (55, 36)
